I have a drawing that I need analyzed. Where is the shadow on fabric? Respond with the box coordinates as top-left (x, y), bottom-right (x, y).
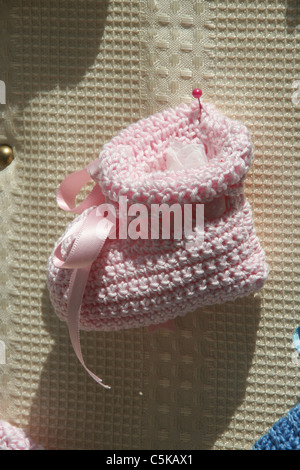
top-left (141, 294), bottom-right (262, 450)
top-left (28, 284), bottom-right (145, 450)
top-left (6, 0), bottom-right (109, 104)
top-left (1, 0), bottom-right (109, 149)
top-left (32, 284), bottom-right (261, 450)
top-left (285, 0), bottom-right (300, 33)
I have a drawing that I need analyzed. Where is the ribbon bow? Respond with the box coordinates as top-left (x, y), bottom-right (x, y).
top-left (53, 160), bottom-right (113, 389)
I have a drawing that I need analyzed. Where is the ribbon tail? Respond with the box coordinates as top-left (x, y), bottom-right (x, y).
top-left (67, 267), bottom-right (111, 390)
top-left (54, 190), bottom-right (114, 388)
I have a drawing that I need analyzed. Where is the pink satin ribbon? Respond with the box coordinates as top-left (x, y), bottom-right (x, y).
top-left (54, 162), bottom-right (113, 389)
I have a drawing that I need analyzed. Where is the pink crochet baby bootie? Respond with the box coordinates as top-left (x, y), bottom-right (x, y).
top-left (0, 421), bottom-right (43, 450)
top-left (47, 101), bottom-right (269, 387)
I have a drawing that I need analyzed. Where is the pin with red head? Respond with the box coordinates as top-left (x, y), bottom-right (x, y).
top-left (192, 88), bottom-right (202, 120)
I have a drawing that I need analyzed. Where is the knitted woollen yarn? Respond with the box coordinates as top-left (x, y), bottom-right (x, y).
top-left (0, 421), bottom-right (43, 450)
top-left (253, 403), bottom-right (300, 450)
top-left (47, 101), bottom-right (269, 332)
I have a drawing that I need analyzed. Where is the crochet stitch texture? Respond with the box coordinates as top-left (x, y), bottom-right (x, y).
top-left (253, 403), bottom-right (300, 450)
top-left (0, 421), bottom-right (43, 450)
top-left (47, 101), bottom-right (269, 331)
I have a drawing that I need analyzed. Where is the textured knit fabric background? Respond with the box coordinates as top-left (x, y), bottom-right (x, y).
top-left (0, 0), bottom-right (299, 450)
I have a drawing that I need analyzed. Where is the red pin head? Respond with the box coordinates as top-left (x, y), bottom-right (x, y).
top-left (192, 88), bottom-right (202, 119)
top-left (192, 88), bottom-right (202, 100)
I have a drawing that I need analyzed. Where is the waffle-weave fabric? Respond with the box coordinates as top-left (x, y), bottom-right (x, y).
top-left (0, 0), bottom-right (299, 451)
